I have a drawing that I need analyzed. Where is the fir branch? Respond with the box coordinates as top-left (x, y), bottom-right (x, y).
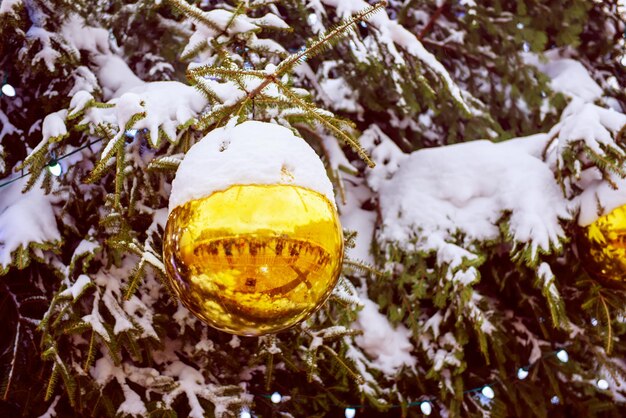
top-left (343, 259), bottom-right (384, 277)
top-left (187, 65), bottom-right (265, 80)
top-left (147, 155), bottom-right (182, 172)
top-left (275, 82), bottom-right (374, 167)
top-left (164, 0), bottom-right (222, 33)
top-left (319, 345), bottom-right (365, 385)
top-left (265, 352), bottom-right (274, 391)
top-left (224, 1), bottom-right (247, 33)
top-left (275, 1), bottom-right (388, 76)
top-left (83, 331), bottom-right (97, 371)
top-left (2, 321), bottom-right (20, 400)
top-left (114, 146), bottom-right (125, 210)
top-left (45, 364), bottom-right (60, 402)
top-left (417, 1), bottom-right (448, 40)
top-left (598, 294), bottom-right (613, 355)
top-left (125, 259), bottom-right (146, 300)
top-left (180, 39), bottom-right (209, 61)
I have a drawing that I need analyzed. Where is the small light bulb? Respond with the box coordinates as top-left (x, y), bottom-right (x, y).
top-left (307, 13), bottom-right (318, 25)
top-left (48, 160), bottom-right (63, 176)
top-left (240, 410), bottom-right (252, 418)
top-left (517, 368), bottom-right (529, 380)
top-left (419, 401), bottom-right (432, 415)
top-left (550, 395), bottom-right (559, 405)
top-left (270, 392), bottom-right (282, 404)
top-left (481, 386), bottom-right (495, 399)
top-left (522, 42), bottom-right (530, 52)
top-left (620, 55), bottom-right (626, 67)
top-left (1, 83), bottom-right (16, 97)
top-left (125, 129), bottom-right (138, 138)
top-left (516, 22), bottom-right (524, 29)
top-left (591, 317), bottom-right (598, 327)
top-left (597, 379), bottom-right (609, 390)
top-left (556, 349), bottom-right (569, 363)
top-left (344, 407), bottom-right (356, 418)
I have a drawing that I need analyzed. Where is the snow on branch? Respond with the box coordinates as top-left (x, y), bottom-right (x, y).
top-left (0, 0), bottom-right (23, 17)
top-left (172, 2), bottom-right (289, 62)
top-left (377, 135), bottom-right (570, 268)
top-left (320, 0), bottom-right (469, 113)
top-left (0, 177), bottom-right (61, 272)
top-left (530, 53), bottom-right (626, 225)
top-left (360, 124), bottom-right (406, 192)
top-left (546, 99), bottom-right (626, 186)
top-left (353, 297), bottom-right (415, 375)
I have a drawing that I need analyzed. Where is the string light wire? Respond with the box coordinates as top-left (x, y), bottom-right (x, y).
top-left (0, 138), bottom-right (104, 189)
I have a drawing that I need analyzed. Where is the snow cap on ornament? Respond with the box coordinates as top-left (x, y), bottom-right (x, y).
top-left (168, 120), bottom-right (336, 213)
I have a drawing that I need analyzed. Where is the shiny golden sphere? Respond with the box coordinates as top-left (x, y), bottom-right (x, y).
top-left (163, 184), bottom-right (344, 336)
top-left (579, 205), bottom-right (626, 282)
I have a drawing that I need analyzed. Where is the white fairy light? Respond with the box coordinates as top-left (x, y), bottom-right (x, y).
top-left (551, 395), bottom-right (560, 405)
top-left (344, 407), bottom-right (356, 418)
top-left (517, 367), bottom-right (529, 380)
top-left (420, 401), bottom-right (432, 415)
top-left (556, 349), bottom-right (569, 363)
top-left (48, 160), bottom-right (63, 176)
top-left (125, 129), bottom-right (138, 138)
top-left (481, 386), bottom-right (495, 399)
top-left (270, 392), bottom-right (282, 404)
top-left (240, 409), bottom-right (252, 418)
top-left (591, 317), bottom-right (598, 327)
top-left (1, 83), bottom-right (16, 97)
top-left (307, 13), bottom-right (318, 25)
top-left (597, 379), bottom-right (609, 390)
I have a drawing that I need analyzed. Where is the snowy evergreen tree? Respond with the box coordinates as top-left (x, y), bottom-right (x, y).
top-left (1, 0), bottom-right (626, 417)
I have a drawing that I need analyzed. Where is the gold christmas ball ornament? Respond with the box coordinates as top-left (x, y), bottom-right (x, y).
top-left (163, 121), bottom-right (343, 336)
top-left (579, 204), bottom-right (626, 282)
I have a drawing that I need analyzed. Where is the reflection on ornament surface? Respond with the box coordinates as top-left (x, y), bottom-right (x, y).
top-left (580, 205), bottom-right (626, 282)
top-left (163, 184), bottom-right (343, 336)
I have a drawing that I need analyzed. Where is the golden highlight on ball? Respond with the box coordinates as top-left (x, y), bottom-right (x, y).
top-left (163, 184), bottom-right (344, 336)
